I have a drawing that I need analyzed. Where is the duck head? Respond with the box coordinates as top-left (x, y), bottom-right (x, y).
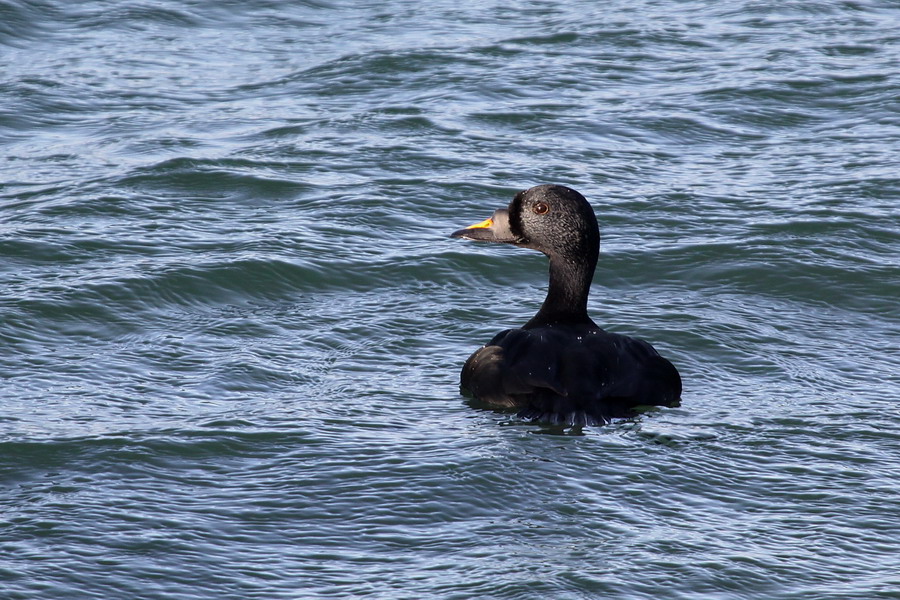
top-left (452, 184), bottom-right (601, 326)
top-left (451, 184), bottom-right (599, 262)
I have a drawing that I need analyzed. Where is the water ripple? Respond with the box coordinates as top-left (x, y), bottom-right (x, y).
top-left (2, 0), bottom-right (900, 599)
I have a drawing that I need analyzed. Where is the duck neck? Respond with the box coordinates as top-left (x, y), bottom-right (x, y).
top-left (525, 252), bottom-right (597, 328)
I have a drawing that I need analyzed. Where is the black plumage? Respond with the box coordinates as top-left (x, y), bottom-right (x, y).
top-left (451, 184), bottom-right (681, 426)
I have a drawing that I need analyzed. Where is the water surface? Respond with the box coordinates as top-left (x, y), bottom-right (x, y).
top-left (2, 1), bottom-right (899, 598)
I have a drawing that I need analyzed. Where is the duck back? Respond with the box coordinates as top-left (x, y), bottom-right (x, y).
top-left (461, 324), bottom-right (681, 426)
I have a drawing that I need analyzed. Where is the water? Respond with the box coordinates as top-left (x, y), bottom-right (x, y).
top-left (2, 0), bottom-right (899, 598)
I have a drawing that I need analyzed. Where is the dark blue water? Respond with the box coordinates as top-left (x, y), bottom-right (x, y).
top-left (2, 1), bottom-right (899, 598)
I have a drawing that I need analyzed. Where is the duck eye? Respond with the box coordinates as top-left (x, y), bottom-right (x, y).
top-left (533, 202), bottom-right (550, 215)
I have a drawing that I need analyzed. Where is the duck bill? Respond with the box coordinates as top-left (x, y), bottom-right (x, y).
top-left (450, 208), bottom-right (520, 243)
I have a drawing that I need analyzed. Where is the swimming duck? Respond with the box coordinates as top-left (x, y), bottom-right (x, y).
top-left (451, 184), bottom-right (681, 426)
